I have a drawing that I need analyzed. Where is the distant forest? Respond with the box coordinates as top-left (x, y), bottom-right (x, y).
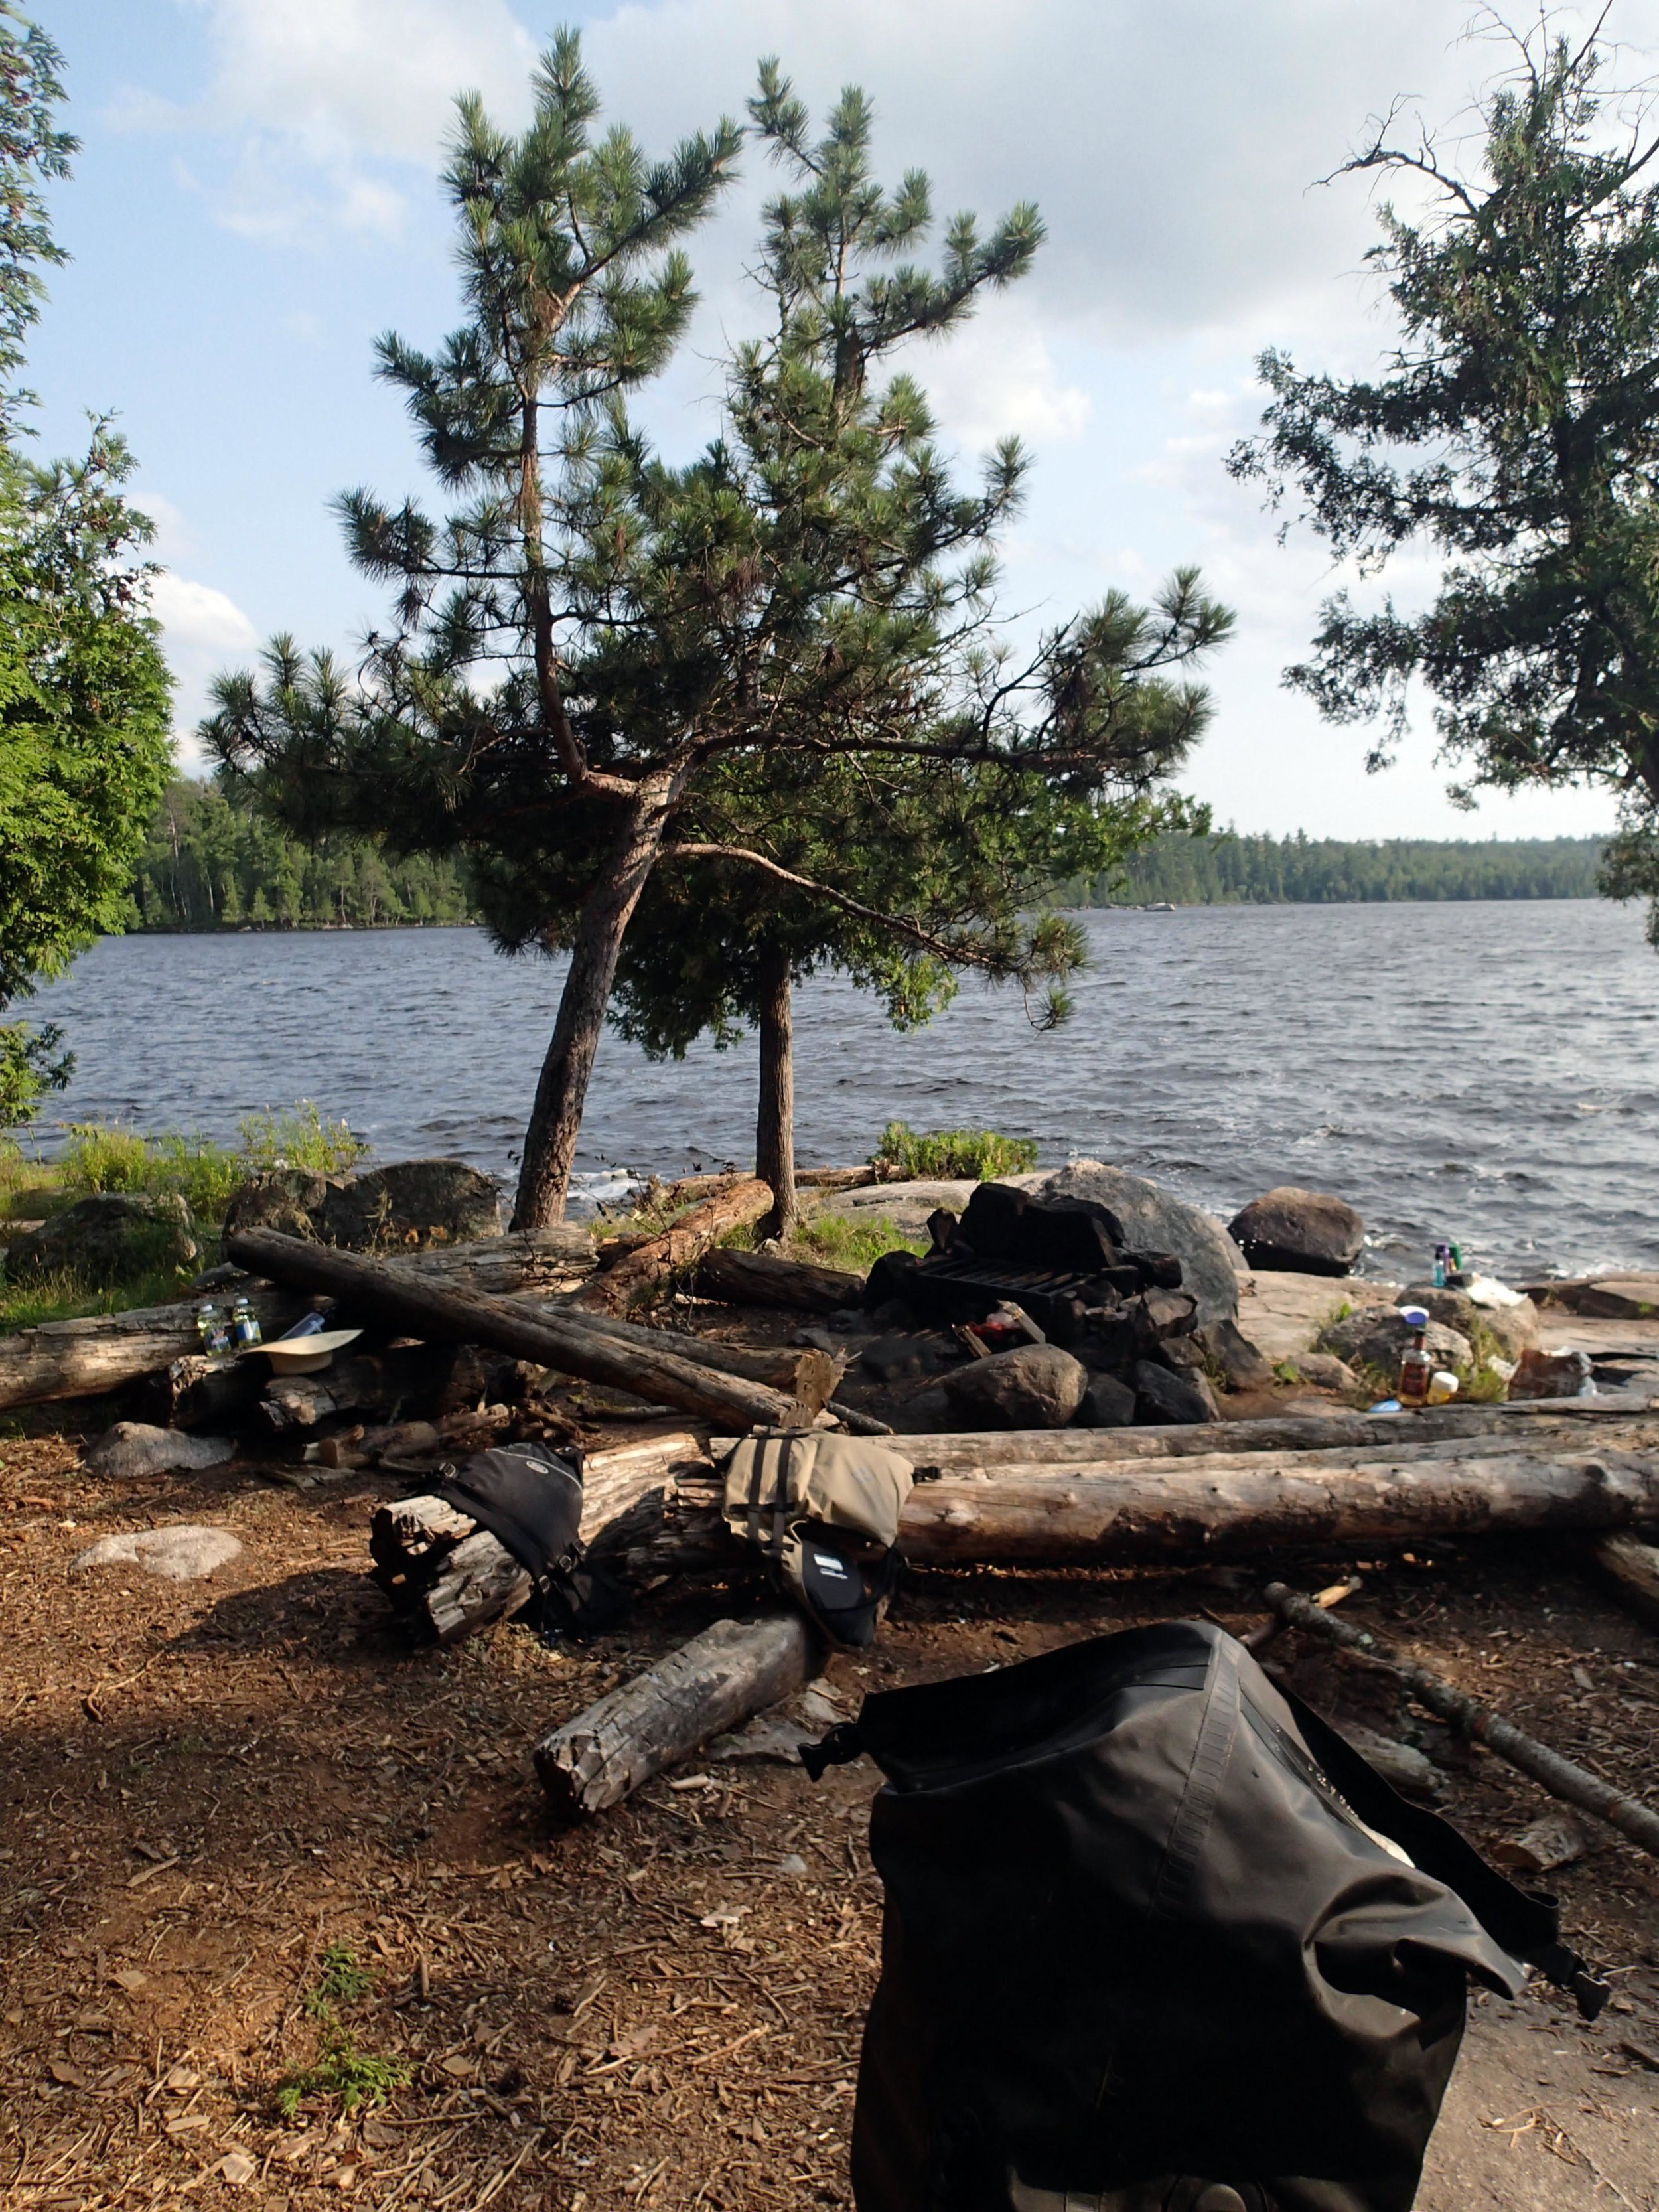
top-left (1059, 832), bottom-right (1607, 907)
top-left (125, 778), bottom-right (474, 930)
top-left (124, 784), bottom-right (1608, 932)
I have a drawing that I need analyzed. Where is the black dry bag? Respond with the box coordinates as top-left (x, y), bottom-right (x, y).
top-left (433, 1442), bottom-right (624, 1642)
top-left (804, 1619), bottom-right (1601, 2212)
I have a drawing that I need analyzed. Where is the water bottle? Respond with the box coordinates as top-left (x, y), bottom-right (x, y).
top-left (1432, 1244), bottom-right (1449, 1290)
top-left (231, 1295), bottom-right (261, 1349)
top-left (196, 1301), bottom-right (223, 1351)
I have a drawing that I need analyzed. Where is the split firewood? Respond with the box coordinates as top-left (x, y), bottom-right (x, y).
top-left (1260, 1579), bottom-right (1659, 1862)
top-left (1493, 1809), bottom-right (1591, 1875)
top-left (697, 1246), bottom-right (864, 1315)
top-left (533, 1613), bottom-right (817, 1819)
top-left (259, 1345), bottom-right (441, 1434)
top-left (1588, 1532), bottom-right (1659, 1633)
top-left (226, 1227), bottom-right (800, 1432)
top-left (576, 1179), bottom-right (776, 1315)
top-left (370, 1430), bottom-right (709, 1643)
top-left (589, 1449), bottom-right (1659, 1584)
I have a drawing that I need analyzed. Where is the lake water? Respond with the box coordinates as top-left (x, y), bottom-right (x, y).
top-left (24, 900), bottom-right (1658, 1281)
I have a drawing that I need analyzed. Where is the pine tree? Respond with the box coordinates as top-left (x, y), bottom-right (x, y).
top-left (206, 42), bottom-right (1228, 1224)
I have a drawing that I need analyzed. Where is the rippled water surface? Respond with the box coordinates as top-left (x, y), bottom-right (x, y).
top-left (28, 901), bottom-right (1659, 1279)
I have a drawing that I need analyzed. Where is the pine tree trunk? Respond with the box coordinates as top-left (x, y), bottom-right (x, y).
top-left (754, 942), bottom-right (797, 1240)
top-left (512, 784), bottom-right (674, 1230)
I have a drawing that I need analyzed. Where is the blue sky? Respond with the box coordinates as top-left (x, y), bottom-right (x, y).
top-left (32, 0), bottom-right (1652, 837)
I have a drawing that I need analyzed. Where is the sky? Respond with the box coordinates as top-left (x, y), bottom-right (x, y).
top-left (29, 0), bottom-right (1658, 838)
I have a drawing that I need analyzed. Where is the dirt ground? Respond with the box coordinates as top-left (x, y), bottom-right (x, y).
top-left (2, 1416), bottom-right (1657, 2212)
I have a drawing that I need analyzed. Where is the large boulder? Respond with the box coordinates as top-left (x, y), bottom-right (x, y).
top-left (1227, 1186), bottom-right (1363, 1276)
top-left (1027, 1163), bottom-right (1242, 1329)
top-left (5, 1191), bottom-right (198, 1285)
top-left (1317, 1305), bottom-right (1471, 1382)
top-left (942, 1343), bottom-right (1088, 1429)
top-left (317, 1159), bottom-right (502, 1251)
top-left (220, 1158), bottom-right (502, 1256)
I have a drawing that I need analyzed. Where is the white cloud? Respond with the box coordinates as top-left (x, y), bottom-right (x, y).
top-left (113, 0), bottom-right (537, 238)
top-left (916, 301), bottom-right (1091, 451)
top-left (147, 571), bottom-right (261, 765)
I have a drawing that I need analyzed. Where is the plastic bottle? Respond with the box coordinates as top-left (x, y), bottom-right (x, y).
top-left (1427, 1370), bottom-right (1459, 1404)
top-left (1432, 1244), bottom-right (1449, 1290)
top-left (1449, 1242), bottom-right (1464, 1274)
top-left (196, 1301), bottom-right (222, 1351)
top-left (1396, 1306), bottom-right (1433, 1407)
top-left (231, 1295), bottom-right (261, 1349)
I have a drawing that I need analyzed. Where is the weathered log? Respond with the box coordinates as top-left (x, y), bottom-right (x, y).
top-left (893, 1401), bottom-right (1644, 1473)
top-left (1262, 1579), bottom-right (1659, 1864)
top-left (796, 1166), bottom-right (879, 1191)
top-left (226, 1227), bottom-right (798, 1432)
top-left (577, 1179), bottom-right (775, 1314)
top-left (1589, 1532), bottom-right (1659, 1633)
top-left (0, 1288), bottom-right (304, 1412)
top-left (370, 1431), bottom-right (709, 1642)
top-left (521, 1305), bottom-right (841, 1416)
top-left (259, 1345), bottom-right (441, 1434)
top-left (533, 1613), bottom-right (816, 1818)
top-left (594, 1449), bottom-right (1659, 1580)
top-left (697, 1245), bottom-right (864, 1314)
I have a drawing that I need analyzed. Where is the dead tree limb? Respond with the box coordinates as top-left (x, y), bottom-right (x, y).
top-left (227, 1227), bottom-right (798, 1432)
top-left (523, 1306), bottom-right (841, 1416)
top-left (1260, 1580), bottom-right (1659, 1862)
top-left (1588, 1533), bottom-right (1659, 1633)
top-left (533, 1613), bottom-right (817, 1818)
top-left (698, 1246), bottom-right (863, 1314)
top-left (577, 1179), bottom-right (775, 1314)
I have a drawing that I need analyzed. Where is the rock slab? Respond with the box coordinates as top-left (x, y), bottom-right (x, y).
top-left (6, 1193), bottom-right (198, 1286)
top-left (1029, 1163), bottom-right (1242, 1328)
top-left (72, 1525), bottom-right (243, 1582)
top-left (1228, 1185), bottom-right (1363, 1276)
top-left (1133, 1360), bottom-right (1219, 1424)
top-left (84, 1423), bottom-right (237, 1480)
top-left (942, 1343), bottom-right (1088, 1429)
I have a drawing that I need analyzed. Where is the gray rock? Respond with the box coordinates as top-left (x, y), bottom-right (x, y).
top-left (1076, 1373), bottom-right (1137, 1428)
top-left (860, 1333), bottom-right (946, 1383)
top-left (1133, 1359), bottom-right (1219, 1424)
top-left (5, 1191), bottom-right (198, 1286)
top-left (71, 1524), bottom-right (243, 1582)
top-left (1338, 1724), bottom-right (1448, 1802)
top-left (1401, 1282), bottom-right (1539, 1361)
top-left (1031, 1163), bottom-right (1242, 1328)
top-left (1228, 1185), bottom-right (1364, 1276)
top-left (320, 1159), bottom-right (502, 1251)
top-left (1317, 1306), bottom-right (1471, 1380)
top-left (942, 1342), bottom-right (1088, 1429)
top-left (1507, 1347), bottom-right (1595, 1400)
top-left (220, 1169), bottom-right (328, 1243)
top-left (1194, 1316), bottom-right (1275, 1392)
top-left (1287, 1351), bottom-right (1363, 1393)
top-left (83, 1423), bottom-right (237, 1481)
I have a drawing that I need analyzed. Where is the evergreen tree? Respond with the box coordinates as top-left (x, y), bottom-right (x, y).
top-left (1229, 21), bottom-right (1659, 938)
top-left (206, 41), bottom-right (1228, 1225)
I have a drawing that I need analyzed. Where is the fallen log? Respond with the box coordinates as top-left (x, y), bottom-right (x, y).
top-left (259, 1345), bottom-right (440, 1434)
top-left (370, 1430), bottom-right (709, 1643)
top-left (697, 1246), bottom-right (864, 1315)
top-left (533, 1613), bottom-right (816, 1818)
top-left (1589, 1532), bottom-right (1659, 1633)
top-left (893, 1401), bottom-right (1646, 1473)
top-left (591, 1449), bottom-right (1659, 1580)
top-left (577, 1179), bottom-right (775, 1315)
top-left (1261, 1579), bottom-right (1659, 1864)
top-left (796, 1166), bottom-right (879, 1191)
top-left (226, 1227), bottom-right (800, 1432)
top-left (523, 1305), bottom-right (841, 1417)
top-left (0, 1288), bottom-right (304, 1412)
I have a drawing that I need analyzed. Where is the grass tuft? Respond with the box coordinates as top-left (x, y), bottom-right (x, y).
top-left (276, 1943), bottom-right (408, 2120)
top-left (790, 1209), bottom-right (928, 1276)
top-left (869, 1121), bottom-right (1037, 1183)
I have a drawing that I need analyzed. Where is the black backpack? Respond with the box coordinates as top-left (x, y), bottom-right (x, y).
top-left (804, 1619), bottom-right (1602, 2212)
top-left (433, 1443), bottom-right (625, 1642)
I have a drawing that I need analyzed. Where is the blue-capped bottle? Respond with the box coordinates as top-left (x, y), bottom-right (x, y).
top-left (231, 1295), bottom-right (261, 1349)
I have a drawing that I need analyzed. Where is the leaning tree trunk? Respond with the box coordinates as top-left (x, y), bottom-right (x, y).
top-left (512, 782), bottom-right (676, 1230)
top-left (754, 942), bottom-right (797, 1240)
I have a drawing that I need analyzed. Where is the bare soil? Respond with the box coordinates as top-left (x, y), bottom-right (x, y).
top-left (3, 1413), bottom-right (1657, 2211)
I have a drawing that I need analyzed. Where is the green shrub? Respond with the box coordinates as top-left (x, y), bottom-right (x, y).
top-left (276, 1942), bottom-right (408, 2120)
top-left (869, 1121), bottom-right (1039, 1182)
top-left (236, 1103), bottom-right (367, 1179)
top-left (54, 1102), bottom-right (366, 1226)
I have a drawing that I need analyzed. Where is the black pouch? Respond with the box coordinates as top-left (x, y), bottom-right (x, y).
top-left (433, 1443), bottom-right (626, 1642)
